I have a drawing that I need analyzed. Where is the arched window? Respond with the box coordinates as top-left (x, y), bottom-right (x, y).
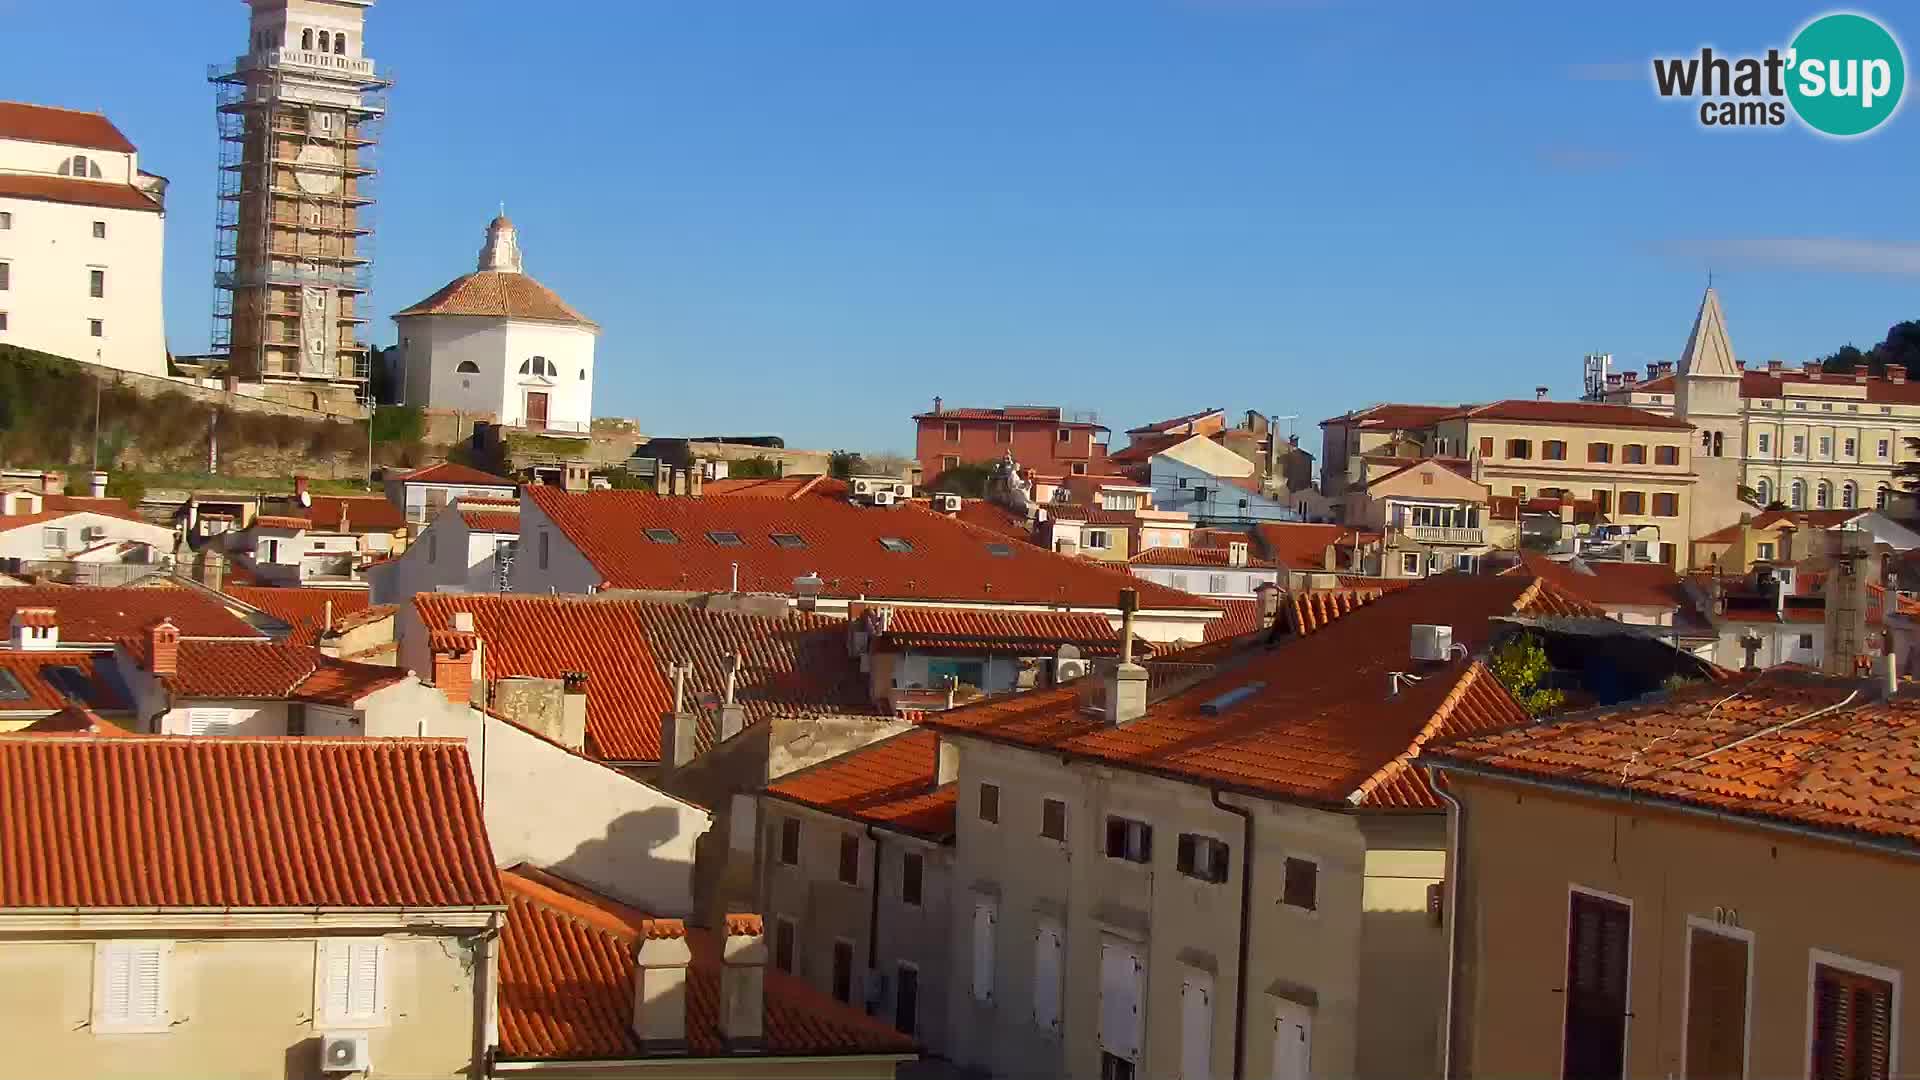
top-left (1879, 484), bottom-right (1893, 510)
top-left (334, 32), bottom-right (347, 54)
top-left (456, 360), bottom-right (480, 374)
top-left (1843, 482), bottom-right (1858, 509)
top-left (1712, 431), bottom-right (1724, 457)
top-left (1816, 481), bottom-right (1832, 509)
top-left (302, 28), bottom-right (314, 50)
top-left (518, 356), bottom-right (555, 377)
top-left (318, 30), bottom-right (330, 52)
top-left (578, 368), bottom-right (586, 380)
top-left (1791, 479), bottom-right (1806, 509)
top-left (58, 155), bottom-right (99, 178)
top-left (1755, 477), bottom-right (1772, 505)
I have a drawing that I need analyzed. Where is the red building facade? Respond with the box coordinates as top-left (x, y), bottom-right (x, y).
top-left (914, 400), bottom-right (1109, 482)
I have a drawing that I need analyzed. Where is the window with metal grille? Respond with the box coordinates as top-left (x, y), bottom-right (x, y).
top-left (1105, 816), bottom-right (1152, 863)
top-left (1176, 833), bottom-right (1230, 884)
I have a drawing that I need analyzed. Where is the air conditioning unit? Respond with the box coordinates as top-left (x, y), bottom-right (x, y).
top-left (853, 478), bottom-right (873, 495)
top-left (1409, 624), bottom-right (1454, 662)
top-left (1054, 658), bottom-right (1091, 683)
top-left (937, 494), bottom-right (963, 512)
top-left (319, 1032), bottom-right (370, 1073)
top-left (81, 526), bottom-right (106, 543)
top-left (873, 490), bottom-right (897, 507)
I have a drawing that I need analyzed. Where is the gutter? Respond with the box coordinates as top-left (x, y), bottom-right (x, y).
top-left (491, 1053), bottom-right (920, 1072)
top-left (1211, 789), bottom-right (1255, 1080)
top-left (1432, 768), bottom-right (1466, 1080)
top-left (865, 825), bottom-right (883, 973)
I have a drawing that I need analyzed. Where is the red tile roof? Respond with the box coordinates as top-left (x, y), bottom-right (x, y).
top-left (460, 504), bottom-right (522, 533)
top-left (223, 585), bottom-right (371, 646)
top-left (1319, 403), bottom-right (1461, 430)
top-left (1126, 408), bottom-right (1225, 435)
top-left (400, 462), bottom-right (516, 487)
top-left (0, 651), bottom-right (128, 714)
top-left (413, 594), bottom-right (879, 762)
top-left (0, 172), bottom-right (161, 213)
top-left (914, 406), bottom-right (1106, 431)
top-left (1426, 675), bottom-right (1920, 846)
top-left (254, 515), bottom-right (312, 530)
top-left (308, 495), bottom-right (407, 533)
top-left (0, 736), bottom-right (501, 909)
top-left (1508, 554), bottom-right (1689, 611)
top-left (948, 499), bottom-right (1032, 541)
top-left (395, 271), bottom-right (599, 328)
top-left (133, 640), bottom-right (409, 705)
top-left (1634, 367), bottom-right (1920, 407)
top-left (871, 607), bottom-right (1125, 656)
top-left (767, 729), bottom-right (958, 840)
top-left (527, 487), bottom-right (1211, 612)
top-left (1202, 598), bottom-right (1269, 642)
top-left (1286, 587), bottom-right (1390, 635)
top-left (0, 101), bottom-right (137, 150)
top-left (0, 585), bottom-right (265, 643)
top-left (1440, 399), bottom-right (1693, 430)
top-left (1130, 547), bottom-right (1276, 569)
top-left (496, 867), bottom-right (917, 1062)
top-left (923, 575), bottom-right (1594, 806)
top-left (703, 475), bottom-right (831, 499)
top-left (1252, 523), bottom-right (1354, 570)
top-left (20, 704), bottom-right (134, 736)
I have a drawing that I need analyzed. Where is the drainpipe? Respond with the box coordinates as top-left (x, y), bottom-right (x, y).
top-left (865, 824), bottom-right (884, 991)
top-left (1434, 772), bottom-right (1467, 1080)
top-left (1212, 789), bottom-right (1255, 1080)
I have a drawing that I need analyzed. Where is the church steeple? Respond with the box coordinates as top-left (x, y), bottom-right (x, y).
top-left (1679, 287), bottom-right (1740, 379)
top-left (478, 213), bottom-right (523, 274)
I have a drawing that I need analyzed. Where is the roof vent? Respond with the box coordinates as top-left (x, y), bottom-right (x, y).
top-left (1410, 624), bottom-right (1454, 661)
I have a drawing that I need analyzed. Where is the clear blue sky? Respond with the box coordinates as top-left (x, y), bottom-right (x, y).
top-left (8, 1), bottom-right (1915, 455)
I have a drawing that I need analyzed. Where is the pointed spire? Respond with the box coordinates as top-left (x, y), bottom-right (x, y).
top-left (477, 213), bottom-right (523, 274)
top-left (1679, 287), bottom-right (1740, 379)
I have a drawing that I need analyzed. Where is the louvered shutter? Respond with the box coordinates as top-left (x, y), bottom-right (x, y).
top-left (349, 941), bottom-right (382, 1019)
top-left (1033, 923), bottom-right (1063, 1031)
top-left (1180, 973), bottom-right (1214, 1080)
top-left (323, 941), bottom-right (353, 1020)
top-left (1100, 943), bottom-right (1144, 1061)
top-left (1860, 981), bottom-right (1893, 1080)
top-left (189, 707), bottom-right (234, 737)
top-left (1683, 928), bottom-right (1748, 1080)
top-left (102, 947), bottom-right (133, 1023)
top-left (1812, 965), bottom-right (1892, 1080)
top-left (971, 901), bottom-right (996, 1002)
top-left (129, 946), bottom-right (164, 1024)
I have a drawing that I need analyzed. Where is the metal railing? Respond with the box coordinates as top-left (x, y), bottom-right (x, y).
top-left (2, 557), bottom-right (173, 587)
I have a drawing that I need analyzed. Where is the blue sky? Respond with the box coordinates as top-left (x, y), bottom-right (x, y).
top-left (8, 1), bottom-right (1915, 454)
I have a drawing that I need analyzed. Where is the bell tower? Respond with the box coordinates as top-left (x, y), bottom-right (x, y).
top-left (1675, 287), bottom-right (1748, 537)
top-left (210, 0), bottom-right (389, 415)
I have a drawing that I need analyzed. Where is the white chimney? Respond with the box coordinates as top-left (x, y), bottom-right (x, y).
top-left (10, 608), bottom-right (58, 652)
top-left (89, 471), bottom-right (108, 498)
top-left (631, 920), bottom-right (692, 1053)
top-left (1228, 541), bottom-right (1249, 568)
top-left (719, 914), bottom-right (768, 1050)
top-left (1104, 589), bottom-right (1149, 727)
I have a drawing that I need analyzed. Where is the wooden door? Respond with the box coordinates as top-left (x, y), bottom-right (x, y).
top-left (1684, 927), bottom-right (1748, 1079)
top-left (525, 391), bottom-right (549, 430)
top-left (1563, 891), bottom-right (1631, 1080)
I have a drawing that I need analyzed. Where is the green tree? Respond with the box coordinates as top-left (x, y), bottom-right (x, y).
top-left (1820, 320), bottom-right (1920, 377)
top-left (727, 456), bottom-right (781, 479)
top-left (828, 450), bottom-right (867, 480)
top-left (929, 461), bottom-right (995, 498)
top-left (1489, 632), bottom-right (1566, 717)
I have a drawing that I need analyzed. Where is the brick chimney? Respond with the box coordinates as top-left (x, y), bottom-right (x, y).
top-left (1104, 589), bottom-right (1148, 727)
top-left (148, 617), bottom-right (179, 676)
top-left (1768, 359), bottom-right (1785, 373)
top-left (631, 919), bottom-right (692, 1053)
top-left (431, 614), bottom-right (481, 706)
top-left (719, 914), bottom-right (767, 1051)
top-left (1891, 364), bottom-right (1908, 384)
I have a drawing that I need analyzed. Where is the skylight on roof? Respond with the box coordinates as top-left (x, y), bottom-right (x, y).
top-left (644, 529), bottom-right (679, 544)
top-left (0, 670), bottom-right (27, 702)
top-left (985, 543), bottom-right (1013, 557)
top-left (707, 530), bottom-right (745, 547)
top-left (879, 537), bottom-right (914, 553)
top-left (770, 533), bottom-right (808, 549)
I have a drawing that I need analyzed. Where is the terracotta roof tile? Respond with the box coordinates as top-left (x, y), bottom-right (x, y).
top-left (1252, 523), bottom-right (1355, 570)
top-left (1443, 399), bottom-right (1693, 430)
top-left (914, 406), bottom-right (1105, 431)
top-left (1319, 403), bottom-right (1460, 430)
top-left (395, 271), bottom-right (598, 328)
top-left (768, 730), bottom-right (957, 840)
top-left (497, 867), bottom-right (917, 1061)
top-left (1126, 408), bottom-right (1224, 435)
top-left (460, 505), bottom-right (522, 533)
top-left (223, 585), bottom-right (371, 646)
top-left (0, 172), bottom-right (160, 213)
top-left (413, 594), bottom-right (879, 763)
top-left (1509, 554), bottom-right (1690, 611)
top-left (1426, 675), bottom-right (1920, 846)
top-left (871, 607), bottom-right (1124, 656)
top-left (948, 499), bottom-right (1032, 541)
top-left (1286, 587), bottom-right (1389, 635)
top-left (1202, 598), bottom-right (1269, 643)
top-left (1633, 367), bottom-right (1920, 407)
top-left (0, 585), bottom-right (265, 643)
top-left (726, 913), bottom-right (765, 937)
top-left (307, 495), bottom-right (407, 533)
top-left (124, 639), bottom-right (407, 704)
top-left (1130, 546), bottom-right (1276, 569)
top-left (254, 515), bottom-right (312, 530)
top-left (20, 704), bottom-right (134, 736)
top-left (527, 487), bottom-right (1210, 612)
top-left (0, 651), bottom-right (128, 714)
top-left (703, 475), bottom-right (830, 499)
top-left (922, 574), bottom-right (1587, 805)
top-left (0, 101), bottom-right (136, 150)
top-left (400, 462), bottom-right (517, 487)
top-left (0, 736), bottom-right (500, 909)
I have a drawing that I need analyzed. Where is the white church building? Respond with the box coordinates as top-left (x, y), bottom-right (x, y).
top-left (395, 214), bottom-right (598, 435)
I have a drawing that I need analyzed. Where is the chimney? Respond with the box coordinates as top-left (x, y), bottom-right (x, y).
top-left (654, 466), bottom-right (672, 496)
top-left (631, 919), bottom-right (692, 1054)
top-left (689, 465), bottom-right (704, 499)
top-left (294, 475), bottom-right (310, 502)
top-left (1605, 372), bottom-right (1622, 389)
top-left (1804, 362), bottom-right (1823, 380)
top-left (932, 395), bottom-right (943, 415)
top-left (1822, 529), bottom-right (1875, 677)
top-left (1534, 385), bottom-right (1549, 401)
top-left (1659, 360), bottom-right (1675, 376)
top-left (719, 914), bottom-right (768, 1051)
top-left (39, 472), bottom-right (60, 496)
top-left (337, 501), bottom-right (351, 536)
top-left (10, 607), bottom-right (59, 652)
top-left (1228, 540), bottom-right (1249, 567)
top-left (659, 661), bottom-right (699, 771)
top-left (1768, 359), bottom-right (1785, 373)
top-left (1891, 364), bottom-right (1909, 384)
top-left (89, 471), bottom-right (108, 499)
top-left (560, 672), bottom-right (589, 751)
top-left (433, 645), bottom-right (477, 706)
top-left (936, 737), bottom-right (960, 786)
top-left (1622, 371), bottom-right (1638, 385)
top-left (1104, 589), bottom-right (1148, 727)
top-left (718, 654), bottom-right (747, 742)
top-left (1645, 363), bottom-right (1658, 381)
top-left (1255, 582), bottom-right (1282, 624)
top-left (148, 618), bottom-right (179, 676)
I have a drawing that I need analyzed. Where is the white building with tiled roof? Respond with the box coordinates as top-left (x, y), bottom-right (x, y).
top-left (0, 101), bottom-right (168, 375)
top-left (395, 214), bottom-right (598, 436)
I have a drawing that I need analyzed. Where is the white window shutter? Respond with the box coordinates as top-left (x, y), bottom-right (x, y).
top-left (1271, 1001), bottom-right (1313, 1080)
top-left (103, 947), bottom-right (133, 1022)
top-left (1033, 924), bottom-right (1063, 1031)
top-left (324, 941), bottom-right (352, 1020)
top-left (971, 901), bottom-right (996, 1002)
top-left (1100, 943), bottom-right (1144, 1061)
top-left (130, 945), bottom-right (165, 1023)
top-left (189, 707), bottom-right (234, 737)
top-left (1181, 974), bottom-right (1214, 1080)
top-left (349, 941), bottom-right (381, 1018)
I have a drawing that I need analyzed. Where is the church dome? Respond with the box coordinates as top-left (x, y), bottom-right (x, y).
top-left (394, 214), bottom-right (598, 330)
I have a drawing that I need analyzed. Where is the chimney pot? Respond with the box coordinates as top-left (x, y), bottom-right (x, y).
top-left (147, 618), bottom-right (179, 677)
top-left (933, 395), bottom-right (943, 415)
top-left (719, 915), bottom-right (768, 1051)
top-left (90, 471), bottom-right (108, 499)
top-left (631, 922), bottom-right (692, 1054)
top-left (1535, 385), bottom-right (1549, 401)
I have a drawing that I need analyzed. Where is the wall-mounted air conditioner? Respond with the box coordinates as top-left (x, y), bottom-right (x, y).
top-left (873, 490), bottom-right (897, 507)
top-left (319, 1033), bottom-right (370, 1073)
top-left (937, 494), bottom-right (963, 512)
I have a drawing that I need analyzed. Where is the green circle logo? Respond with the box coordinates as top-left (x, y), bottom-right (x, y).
top-left (1787, 13), bottom-right (1906, 136)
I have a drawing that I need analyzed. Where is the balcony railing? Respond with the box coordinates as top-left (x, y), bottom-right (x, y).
top-left (1407, 525), bottom-right (1485, 545)
top-left (239, 49), bottom-right (378, 79)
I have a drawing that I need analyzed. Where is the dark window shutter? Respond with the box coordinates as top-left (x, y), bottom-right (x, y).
top-left (1139, 824), bottom-right (1152, 862)
top-left (1177, 834), bottom-right (1196, 874)
top-left (1107, 817), bottom-right (1126, 858)
top-left (1684, 929), bottom-right (1748, 1080)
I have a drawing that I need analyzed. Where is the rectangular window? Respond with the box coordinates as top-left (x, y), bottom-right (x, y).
top-left (1207, 573), bottom-right (1228, 592)
top-left (1652, 493), bottom-right (1679, 517)
top-left (538, 531), bottom-right (550, 569)
top-left (943, 455), bottom-right (960, 471)
top-left (902, 852), bottom-right (924, 906)
top-left (1105, 815), bottom-right (1152, 863)
top-left (1562, 891), bottom-right (1631, 1080)
top-left (1656, 443), bottom-right (1683, 465)
top-left (89, 269), bottom-right (105, 298)
top-left (1879, 439), bottom-right (1891, 459)
top-left (1799, 633), bottom-right (1815, 650)
top-left (838, 833), bottom-right (860, 886)
top-left (774, 917), bottom-right (796, 974)
top-left (978, 782), bottom-right (1000, 824)
top-left (996, 422), bottom-right (1013, 444)
top-left (1619, 444), bottom-right (1644, 464)
top-left (1543, 440), bottom-right (1567, 460)
top-left (317, 938), bottom-right (385, 1026)
top-left (1757, 542), bottom-right (1775, 560)
top-left (1618, 491), bottom-right (1646, 515)
top-left (1811, 960), bottom-right (1894, 1080)
top-left (1794, 435), bottom-right (1807, 455)
top-left (1086, 529), bottom-right (1111, 550)
top-left (92, 220), bottom-right (106, 239)
top-left (1757, 434), bottom-right (1771, 454)
top-left (1401, 552), bottom-right (1421, 575)
top-left (1282, 857), bottom-right (1318, 911)
top-left (1479, 437), bottom-right (1495, 457)
top-left (187, 707), bottom-right (235, 737)
top-left (778, 817), bottom-right (800, 866)
top-left (1176, 833), bottom-right (1231, 884)
top-left (1181, 972), bottom-right (1215, 1080)
top-left (895, 963), bottom-right (919, 1036)
top-left (1512, 486), bottom-right (1527, 498)
top-left (1059, 428), bottom-right (1072, 443)
top-left (94, 941), bottom-right (170, 1032)
top-left (286, 702), bottom-right (306, 737)
top-left (0, 212), bottom-right (11, 230)
top-left (0, 261), bottom-right (10, 290)
top-left (0, 312), bottom-right (7, 331)
top-left (1845, 438), bottom-right (1857, 457)
top-left (90, 319), bottom-right (103, 337)
top-left (1592, 490), bottom-right (1612, 515)
top-left (1587, 443), bottom-right (1612, 463)
top-left (971, 900), bottom-right (997, 1002)
top-left (43, 526), bottom-right (66, 550)
top-left (1682, 925), bottom-right (1749, 1080)
top-left (1041, 797), bottom-right (1067, 842)
top-left (1034, 922), bottom-right (1064, 1031)
top-left (1507, 439), bottom-right (1532, 460)
top-left (944, 422), bottom-right (960, 442)
top-left (1820, 436), bottom-right (1833, 457)
top-left (1101, 1053), bottom-right (1137, 1080)
top-left (831, 940), bottom-right (854, 1004)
